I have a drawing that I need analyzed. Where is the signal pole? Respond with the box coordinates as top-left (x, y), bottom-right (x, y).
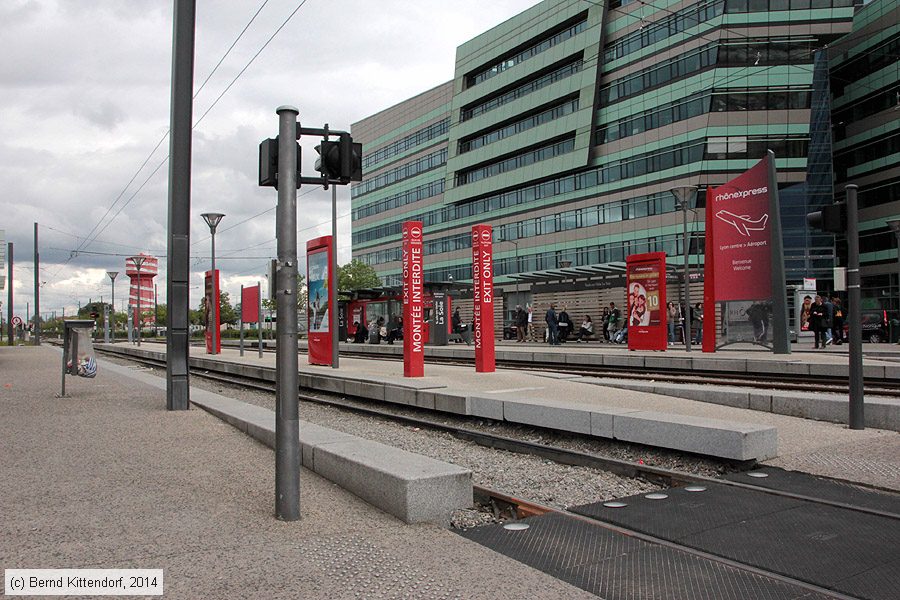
top-left (846, 185), bottom-right (864, 430)
top-left (33, 223), bottom-right (40, 345)
top-left (7, 242), bottom-right (13, 346)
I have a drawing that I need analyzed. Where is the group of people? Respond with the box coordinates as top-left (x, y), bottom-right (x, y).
top-left (541, 302), bottom-right (625, 345)
top-left (666, 302), bottom-right (704, 346)
top-left (800, 294), bottom-right (844, 349)
top-left (352, 316), bottom-right (404, 345)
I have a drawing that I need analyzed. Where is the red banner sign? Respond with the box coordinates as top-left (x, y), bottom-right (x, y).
top-left (241, 285), bottom-right (260, 323)
top-left (626, 253), bottom-right (667, 351)
top-left (402, 221), bottom-right (424, 377)
top-left (306, 236), bottom-right (333, 366)
top-left (708, 156), bottom-right (772, 302)
top-left (204, 269), bottom-right (221, 354)
top-left (472, 224), bottom-right (495, 372)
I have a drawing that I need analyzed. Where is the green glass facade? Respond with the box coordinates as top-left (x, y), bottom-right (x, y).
top-left (351, 0), bottom-right (897, 313)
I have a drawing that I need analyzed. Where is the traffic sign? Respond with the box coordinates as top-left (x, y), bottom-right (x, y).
top-left (12, 316), bottom-right (22, 326)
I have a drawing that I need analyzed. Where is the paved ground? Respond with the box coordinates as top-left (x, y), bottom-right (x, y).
top-left (0, 346), bottom-right (595, 599)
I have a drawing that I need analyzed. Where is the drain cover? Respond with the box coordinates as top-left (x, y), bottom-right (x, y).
top-left (645, 493), bottom-right (669, 500)
top-left (503, 522), bottom-right (530, 531)
top-left (603, 501), bottom-right (628, 508)
top-left (684, 486), bottom-right (707, 492)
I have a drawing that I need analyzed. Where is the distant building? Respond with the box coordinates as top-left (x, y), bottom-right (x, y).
top-left (126, 254), bottom-right (158, 326)
top-left (351, 0), bottom-right (899, 322)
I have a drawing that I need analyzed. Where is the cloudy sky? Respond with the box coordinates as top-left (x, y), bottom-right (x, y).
top-left (0, 0), bottom-right (539, 319)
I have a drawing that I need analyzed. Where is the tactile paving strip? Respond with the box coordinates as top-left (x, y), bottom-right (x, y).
top-left (459, 513), bottom-right (835, 600)
top-left (571, 484), bottom-right (900, 600)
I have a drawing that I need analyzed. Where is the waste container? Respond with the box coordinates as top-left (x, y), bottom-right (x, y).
top-left (61, 320), bottom-right (98, 397)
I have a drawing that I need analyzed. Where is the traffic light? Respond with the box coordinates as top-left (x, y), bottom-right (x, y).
top-left (807, 202), bottom-right (846, 234)
top-left (258, 137), bottom-right (301, 188)
top-left (314, 133), bottom-right (362, 183)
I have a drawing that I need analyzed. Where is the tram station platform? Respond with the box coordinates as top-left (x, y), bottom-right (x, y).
top-left (0, 345), bottom-right (593, 600)
top-left (100, 342), bottom-right (899, 490)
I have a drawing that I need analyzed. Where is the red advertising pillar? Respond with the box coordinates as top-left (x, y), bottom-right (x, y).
top-left (402, 221), bottom-right (424, 377)
top-left (204, 269), bottom-right (221, 354)
top-left (472, 224), bottom-right (495, 372)
top-left (306, 236), bottom-right (333, 366)
top-left (625, 253), bottom-right (667, 351)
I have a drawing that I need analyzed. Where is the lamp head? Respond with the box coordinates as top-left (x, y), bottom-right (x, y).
top-left (670, 185), bottom-right (698, 210)
top-left (201, 212), bottom-right (226, 232)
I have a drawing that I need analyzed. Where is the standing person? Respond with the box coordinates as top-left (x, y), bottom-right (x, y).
top-left (545, 303), bottom-right (560, 346)
top-left (831, 297), bottom-right (844, 345)
top-left (451, 307), bottom-right (462, 335)
top-left (667, 302), bottom-right (680, 346)
top-left (823, 295), bottom-right (835, 346)
top-left (514, 305), bottom-right (527, 342)
top-left (800, 295), bottom-right (813, 333)
top-left (558, 306), bottom-right (571, 343)
top-left (526, 304), bottom-right (535, 341)
top-left (809, 295), bottom-right (827, 349)
top-left (692, 302), bottom-right (703, 345)
top-left (600, 306), bottom-right (611, 343)
top-left (606, 302), bottom-right (620, 342)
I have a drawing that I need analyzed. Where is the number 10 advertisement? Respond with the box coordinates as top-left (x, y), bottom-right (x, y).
top-left (626, 252), bottom-right (667, 351)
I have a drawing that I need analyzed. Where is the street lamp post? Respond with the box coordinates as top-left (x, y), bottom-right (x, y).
top-left (888, 219), bottom-right (900, 344)
top-left (107, 271), bottom-right (118, 343)
top-left (130, 257), bottom-right (146, 347)
top-left (671, 186), bottom-right (698, 352)
top-left (201, 212), bottom-right (225, 355)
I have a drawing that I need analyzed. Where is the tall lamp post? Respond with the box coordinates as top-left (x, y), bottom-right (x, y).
top-left (888, 218), bottom-right (900, 344)
top-left (107, 271), bottom-right (118, 343)
top-left (130, 257), bottom-right (146, 347)
top-left (201, 212), bottom-right (225, 355)
top-left (671, 185), bottom-right (698, 352)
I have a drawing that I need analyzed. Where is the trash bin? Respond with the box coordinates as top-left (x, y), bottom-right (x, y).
top-left (891, 319), bottom-right (900, 344)
top-left (61, 320), bottom-right (99, 397)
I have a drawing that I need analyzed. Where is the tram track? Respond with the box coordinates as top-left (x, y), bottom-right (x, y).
top-left (96, 345), bottom-right (900, 519)
top-left (179, 339), bottom-right (900, 398)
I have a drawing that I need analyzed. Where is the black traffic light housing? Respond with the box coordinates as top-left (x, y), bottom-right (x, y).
top-left (807, 202), bottom-right (847, 234)
top-left (258, 137), bottom-right (301, 189)
top-left (315, 133), bottom-right (362, 184)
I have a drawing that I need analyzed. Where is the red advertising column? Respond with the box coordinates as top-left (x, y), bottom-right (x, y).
top-left (402, 221), bottom-right (424, 377)
top-left (306, 236), bottom-right (333, 366)
top-left (471, 224), bottom-right (496, 372)
top-left (204, 269), bottom-right (221, 354)
top-left (625, 253), bottom-right (667, 351)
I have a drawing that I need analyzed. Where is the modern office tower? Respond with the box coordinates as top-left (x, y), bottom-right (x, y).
top-left (352, 0), bottom-right (885, 325)
top-left (829, 0), bottom-right (900, 310)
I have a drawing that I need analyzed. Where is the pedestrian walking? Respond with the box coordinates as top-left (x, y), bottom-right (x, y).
top-left (831, 297), bottom-right (844, 345)
top-left (692, 302), bottom-right (703, 345)
top-left (667, 302), bottom-right (680, 346)
top-left (545, 303), bottom-right (560, 345)
top-left (823, 295), bottom-right (835, 346)
top-left (514, 305), bottom-right (528, 342)
top-left (600, 307), bottom-right (611, 342)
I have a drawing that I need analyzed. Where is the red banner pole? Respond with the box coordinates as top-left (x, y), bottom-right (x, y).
top-left (472, 224), bottom-right (495, 372)
top-left (402, 221), bottom-right (424, 377)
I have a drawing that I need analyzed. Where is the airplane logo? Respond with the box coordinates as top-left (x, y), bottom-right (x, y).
top-left (715, 210), bottom-right (769, 237)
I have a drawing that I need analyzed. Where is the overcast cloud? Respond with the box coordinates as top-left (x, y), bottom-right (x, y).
top-left (0, 0), bottom-right (538, 318)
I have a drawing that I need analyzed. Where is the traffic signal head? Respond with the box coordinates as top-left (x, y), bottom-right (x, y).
top-left (807, 203), bottom-right (846, 234)
top-left (258, 137), bottom-right (301, 189)
top-left (314, 133), bottom-right (362, 183)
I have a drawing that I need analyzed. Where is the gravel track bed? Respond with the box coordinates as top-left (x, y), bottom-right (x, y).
top-left (106, 357), bottom-right (735, 526)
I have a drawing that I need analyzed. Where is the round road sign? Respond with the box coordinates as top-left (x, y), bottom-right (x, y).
top-left (11, 316), bottom-right (22, 326)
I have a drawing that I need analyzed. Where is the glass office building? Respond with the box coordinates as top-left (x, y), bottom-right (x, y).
top-left (351, 0), bottom-right (898, 325)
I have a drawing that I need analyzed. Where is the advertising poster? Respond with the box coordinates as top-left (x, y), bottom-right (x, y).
top-left (402, 221), bottom-right (424, 377)
top-left (306, 236), bottom-right (333, 366)
top-left (709, 156), bottom-right (772, 302)
top-left (471, 224), bottom-right (495, 372)
top-left (626, 252), bottom-right (666, 351)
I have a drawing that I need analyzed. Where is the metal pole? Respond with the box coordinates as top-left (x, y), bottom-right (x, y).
top-left (104, 304), bottom-right (110, 344)
top-left (211, 229), bottom-right (217, 355)
top-left (767, 150), bottom-right (791, 354)
top-left (109, 272), bottom-right (117, 344)
top-left (154, 284), bottom-right (158, 339)
top-left (275, 105), bottom-right (301, 520)
top-left (682, 205), bottom-right (692, 352)
top-left (331, 184), bottom-right (339, 369)
top-left (34, 223), bottom-right (40, 345)
top-left (7, 242), bottom-right (13, 346)
top-left (258, 280), bottom-right (263, 359)
top-left (239, 284), bottom-right (244, 357)
top-left (165, 0), bottom-right (196, 411)
top-left (846, 185), bottom-right (864, 429)
top-left (133, 257), bottom-right (145, 347)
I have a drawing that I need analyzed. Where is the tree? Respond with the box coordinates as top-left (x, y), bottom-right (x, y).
top-left (338, 259), bottom-right (380, 292)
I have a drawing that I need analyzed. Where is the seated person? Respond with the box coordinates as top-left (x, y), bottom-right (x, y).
top-left (574, 315), bottom-right (594, 342)
top-left (352, 321), bottom-right (368, 344)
